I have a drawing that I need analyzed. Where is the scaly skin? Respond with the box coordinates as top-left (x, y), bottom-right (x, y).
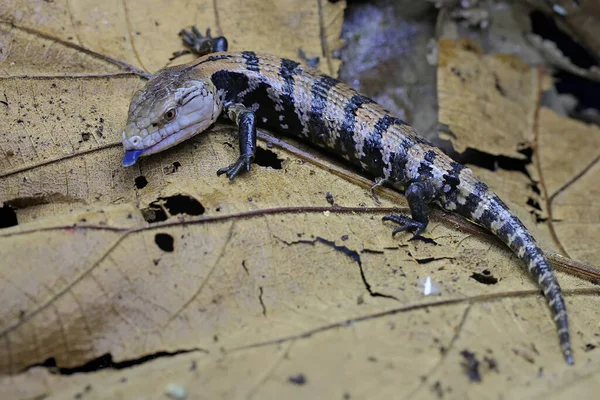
top-left (121, 28), bottom-right (573, 364)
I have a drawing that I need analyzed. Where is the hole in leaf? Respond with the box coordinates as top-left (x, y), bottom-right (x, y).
top-left (163, 194), bottom-right (205, 216)
top-left (135, 176), bottom-right (148, 189)
top-left (140, 194), bottom-right (205, 223)
top-left (155, 233), bottom-right (174, 252)
top-left (0, 204), bottom-right (18, 228)
top-left (254, 147), bottom-right (283, 169)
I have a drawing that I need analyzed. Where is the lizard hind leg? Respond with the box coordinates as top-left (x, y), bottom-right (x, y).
top-left (383, 180), bottom-right (436, 237)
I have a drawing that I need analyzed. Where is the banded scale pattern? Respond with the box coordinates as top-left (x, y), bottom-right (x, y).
top-left (186, 52), bottom-right (427, 181)
top-left (123, 50), bottom-right (573, 364)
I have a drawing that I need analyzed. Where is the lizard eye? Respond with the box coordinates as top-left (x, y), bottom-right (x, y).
top-left (164, 108), bottom-right (176, 121)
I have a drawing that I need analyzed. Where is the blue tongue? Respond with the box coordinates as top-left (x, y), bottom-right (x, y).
top-left (122, 149), bottom-right (145, 167)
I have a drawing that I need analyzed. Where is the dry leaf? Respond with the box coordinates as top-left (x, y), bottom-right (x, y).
top-left (437, 39), bottom-right (537, 158)
top-left (538, 108), bottom-right (600, 265)
top-left (0, 1), bottom-right (599, 399)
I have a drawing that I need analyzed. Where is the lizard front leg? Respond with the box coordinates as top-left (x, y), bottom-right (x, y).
top-left (217, 104), bottom-right (257, 181)
top-left (383, 180), bottom-right (436, 237)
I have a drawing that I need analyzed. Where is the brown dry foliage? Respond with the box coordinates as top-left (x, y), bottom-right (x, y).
top-left (0, 1), bottom-right (599, 399)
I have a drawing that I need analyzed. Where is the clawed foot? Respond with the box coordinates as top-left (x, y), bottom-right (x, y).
top-left (382, 214), bottom-right (426, 237)
top-left (217, 155), bottom-right (253, 181)
top-left (179, 26), bottom-right (227, 55)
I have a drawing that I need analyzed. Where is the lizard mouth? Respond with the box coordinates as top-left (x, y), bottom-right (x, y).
top-left (121, 120), bottom-right (211, 167)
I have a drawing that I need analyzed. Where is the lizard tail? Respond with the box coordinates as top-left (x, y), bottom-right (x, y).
top-left (458, 184), bottom-right (573, 364)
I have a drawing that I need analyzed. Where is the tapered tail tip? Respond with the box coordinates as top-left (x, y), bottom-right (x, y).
top-left (565, 349), bottom-right (574, 365)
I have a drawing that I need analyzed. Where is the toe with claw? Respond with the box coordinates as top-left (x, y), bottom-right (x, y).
top-left (179, 26), bottom-right (228, 55)
top-left (382, 214), bottom-right (426, 237)
top-left (217, 155), bottom-right (253, 181)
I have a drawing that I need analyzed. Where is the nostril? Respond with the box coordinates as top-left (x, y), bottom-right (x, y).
top-left (152, 123), bottom-right (158, 127)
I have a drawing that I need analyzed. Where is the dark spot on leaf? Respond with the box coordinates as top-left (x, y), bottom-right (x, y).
top-left (461, 41), bottom-right (481, 53)
top-left (493, 74), bottom-right (506, 97)
top-left (431, 381), bottom-right (443, 398)
top-left (526, 197), bottom-right (541, 211)
top-left (460, 350), bottom-right (481, 382)
top-left (484, 355), bottom-right (499, 371)
top-left (470, 269), bottom-right (498, 285)
top-left (135, 176), bottom-right (148, 189)
top-left (155, 233), bottom-right (174, 252)
top-left (288, 374), bottom-right (306, 385)
top-left (450, 66), bottom-right (466, 83)
top-left (141, 207), bottom-right (167, 223)
top-left (163, 161), bottom-right (181, 175)
top-left (326, 192), bottom-right (334, 205)
top-left (585, 343), bottom-right (596, 352)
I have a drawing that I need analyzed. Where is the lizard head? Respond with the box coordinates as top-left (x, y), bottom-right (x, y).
top-left (122, 64), bottom-right (222, 167)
